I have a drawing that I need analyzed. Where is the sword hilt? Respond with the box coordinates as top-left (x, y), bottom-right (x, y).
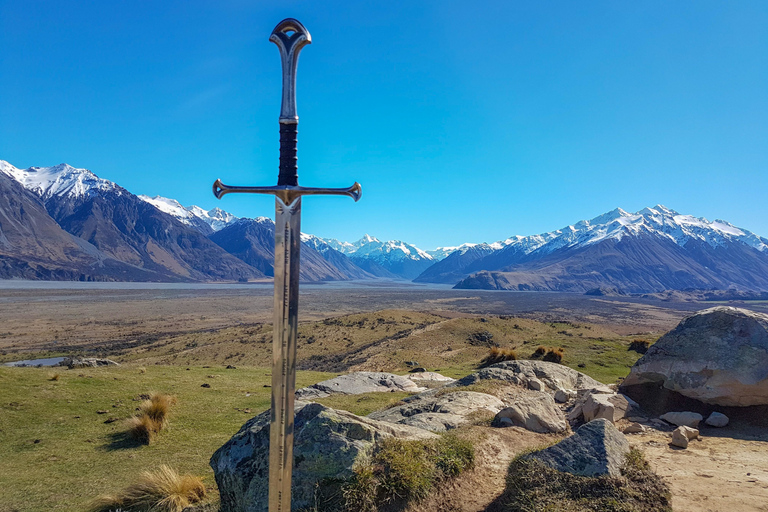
top-left (278, 123), bottom-right (298, 186)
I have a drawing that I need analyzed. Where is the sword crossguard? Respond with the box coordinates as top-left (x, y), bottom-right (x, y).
top-left (213, 179), bottom-right (361, 205)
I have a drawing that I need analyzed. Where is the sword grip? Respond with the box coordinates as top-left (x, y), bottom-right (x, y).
top-left (278, 122), bottom-right (298, 186)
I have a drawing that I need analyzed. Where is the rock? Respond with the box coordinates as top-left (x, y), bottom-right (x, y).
top-left (493, 394), bottom-right (568, 433)
top-left (456, 360), bottom-right (611, 395)
top-left (671, 425), bottom-right (699, 448)
top-left (705, 412), bottom-right (729, 427)
top-left (554, 388), bottom-right (576, 403)
top-left (621, 307), bottom-right (768, 406)
top-left (408, 367), bottom-right (427, 373)
top-left (61, 357), bottom-right (119, 369)
top-left (368, 390), bottom-right (504, 432)
top-left (622, 422), bottom-right (645, 434)
top-left (528, 378), bottom-right (545, 391)
top-left (211, 401), bottom-right (436, 512)
top-left (568, 391), bottom-right (637, 424)
top-left (660, 411), bottom-right (703, 428)
top-left (407, 372), bottom-right (455, 383)
top-left (295, 372), bottom-right (426, 400)
top-left (526, 418), bottom-right (630, 477)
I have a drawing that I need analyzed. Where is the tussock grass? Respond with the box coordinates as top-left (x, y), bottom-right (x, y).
top-left (479, 347), bottom-right (518, 367)
top-left (48, 373), bottom-right (60, 381)
top-left (126, 393), bottom-right (176, 444)
top-left (628, 339), bottom-right (651, 354)
top-left (489, 448), bottom-right (671, 512)
top-left (90, 465), bottom-right (206, 512)
top-left (531, 346), bottom-right (565, 364)
top-left (338, 434), bottom-right (475, 512)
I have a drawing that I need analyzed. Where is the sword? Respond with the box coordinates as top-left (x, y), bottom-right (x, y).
top-left (212, 18), bottom-right (361, 512)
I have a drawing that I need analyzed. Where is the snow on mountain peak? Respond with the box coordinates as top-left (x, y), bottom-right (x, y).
top-left (0, 161), bottom-right (118, 199)
top-left (138, 195), bottom-right (240, 232)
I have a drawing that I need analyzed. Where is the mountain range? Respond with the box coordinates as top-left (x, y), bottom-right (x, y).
top-left (1, 159), bottom-right (767, 293)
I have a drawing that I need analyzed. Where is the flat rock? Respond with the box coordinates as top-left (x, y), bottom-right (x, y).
top-left (493, 394), bottom-right (567, 433)
top-left (61, 357), bottom-right (119, 368)
top-left (407, 371), bottom-right (455, 382)
top-left (705, 412), bottom-right (729, 427)
top-left (295, 371), bottom-right (425, 400)
top-left (622, 307), bottom-right (768, 406)
top-left (623, 422), bottom-right (645, 434)
top-left (211, 401), bottom-right (436, 512)
top-left (660, 411), bottom-right (703, 428)
top-left (368, 390), bottom-right (504, 432)
top-left (526, 418), bottom-right (630, 477)
top-left (554, 388), bottom-right (576, 403)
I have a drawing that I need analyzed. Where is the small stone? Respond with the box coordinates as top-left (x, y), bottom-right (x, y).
top-left (528, 378), bottom-right (545, 391)
top-left (104, 417), bottom-right (119, 424)
top-left (554, 388), bottom-right (575, 403)
top-left (226, 365), bottom-right (237, 369)
top-left (96, 410), bottom-right (108, 414)
top-left (671, 425), bottom-right (699, 448)
top-left (705, 412), bottom-right (729, 427)
top-left (201, 383), bottom-right (211, 388)
top-left (623, 422), bottom-right (645, 434)
top-left (660, 411), bottom-right (703, 428)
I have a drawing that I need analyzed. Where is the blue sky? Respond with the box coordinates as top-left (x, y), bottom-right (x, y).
top-left (1, 1), bottom-right (766, 249)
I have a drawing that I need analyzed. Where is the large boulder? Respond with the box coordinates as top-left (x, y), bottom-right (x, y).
top-left (295, 372), bottom-right (425, 400)
top-left (455, 360), bottom-right (611, 394)
top-left (621, 307), bottom-right (768, 406)
top-left (525, 418), bottom-right (630, 477)
top-left (211, 401), bottom-right (435, 512)
top-left (493, 394), bottom-right (568, 433)
top-left (368, 390), bottom-right (504, 432)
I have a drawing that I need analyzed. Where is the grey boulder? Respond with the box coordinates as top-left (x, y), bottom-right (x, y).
top-left (670, 425), bottom-right (699, 448)
top-left (211, 401), bottom-right (436, 512)
top-left (525, 418), bottom-right (630, 477)
top-left (493, 394), bottom-right (568, 433)
top-left (622, 307), bottom-right (768, 406)
top-left (705, 411), bottom-right (729, 427)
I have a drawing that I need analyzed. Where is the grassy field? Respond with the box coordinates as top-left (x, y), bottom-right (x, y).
top-left (0, 310), bottom-right (653, 511)
top-left (0, 365), bottom-right (335, 512)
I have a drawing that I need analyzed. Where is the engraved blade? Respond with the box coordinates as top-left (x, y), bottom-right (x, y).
top-left (269, 195), bottom-right (301, 512)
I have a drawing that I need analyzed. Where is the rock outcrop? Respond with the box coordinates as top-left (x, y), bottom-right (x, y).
top-left (295, 372), bottom-right (425, 400)
top-left (210, 401), bottom-right (435, 512)
top-left (525, 418), bottom-right (630, 477)
top-left (60, 357), bottom-right (119, 368)
top-left (368, 390), bottom-right (504, 432)
top-left (621, 307), bottom-right (768, 407)
top-left (455, 360), bottom-right (610, 395)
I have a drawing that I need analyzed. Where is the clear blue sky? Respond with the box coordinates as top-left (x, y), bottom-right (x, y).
top-left (1, 1), bottom-right (766, 249)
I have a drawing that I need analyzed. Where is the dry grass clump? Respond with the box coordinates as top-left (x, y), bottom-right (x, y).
top-left (628, 339), bottom-right (651, 354)
top-left (90, 465), bottom-right (206, 512)
top-left (489, 448), bottom-right (671, 512)
top-left (479, 347), bottom-right (518, 367)
top-left (48, 373), bottom-right (60, 381)
top-left (126, 392), bottom-right (176, 444)
top-left (531, 346), bottom-right (564, 364)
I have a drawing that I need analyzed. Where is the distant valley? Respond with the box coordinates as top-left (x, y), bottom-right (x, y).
top-left (1, 159), bottom-right (767, 293)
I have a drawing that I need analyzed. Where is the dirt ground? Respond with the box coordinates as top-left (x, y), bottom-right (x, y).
top-left (635, 426), bottom-right (768, 512)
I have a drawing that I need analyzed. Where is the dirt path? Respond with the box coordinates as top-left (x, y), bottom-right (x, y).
top-left (632, 427), bottom-right (768, 512)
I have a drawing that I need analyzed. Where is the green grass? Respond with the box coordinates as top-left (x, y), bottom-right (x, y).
top-left (0, 364), bottom-right (335, 512)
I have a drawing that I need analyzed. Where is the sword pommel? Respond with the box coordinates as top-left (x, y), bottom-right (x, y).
top-left (270, 18), bottom-right (311, 125)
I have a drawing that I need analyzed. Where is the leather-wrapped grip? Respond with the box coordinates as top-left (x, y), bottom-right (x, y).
top-left (278, 122), bottom-right (298, 186)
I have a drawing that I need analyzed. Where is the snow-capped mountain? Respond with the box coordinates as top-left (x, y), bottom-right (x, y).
top-left (138, 195), bottom-right (240, 235)
top-left (318, 235), bottom-right (435, 279)
top-left (435, 205), bottom-right (768, 292)
top-left (0, 161), bottom-right (120, 199)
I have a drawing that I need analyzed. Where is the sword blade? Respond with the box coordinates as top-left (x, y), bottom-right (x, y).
top-left (269, 195), bottom-right (301, 512)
